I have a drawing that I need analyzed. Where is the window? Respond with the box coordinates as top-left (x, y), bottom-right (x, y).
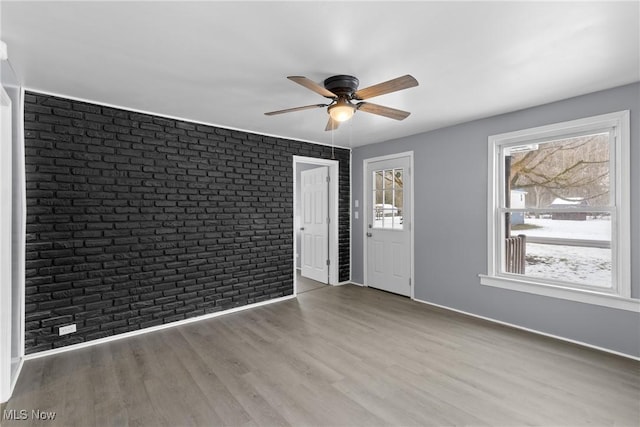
top-left (481, 111), bottom-right (634, 311)
top-left (372, 168), bottom-right (404, 230)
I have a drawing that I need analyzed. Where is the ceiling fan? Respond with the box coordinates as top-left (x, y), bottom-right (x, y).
top-left (265, 74), bottom-right (418, 131)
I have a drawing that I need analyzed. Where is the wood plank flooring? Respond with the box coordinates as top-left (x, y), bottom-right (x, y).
top-left (4, 284), bottom-right (639, 426)
top-left (296, 272), bottom-right (327, 294)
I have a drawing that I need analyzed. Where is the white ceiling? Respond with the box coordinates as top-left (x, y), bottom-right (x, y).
top-left (2, 1), bottom-right (638, 148)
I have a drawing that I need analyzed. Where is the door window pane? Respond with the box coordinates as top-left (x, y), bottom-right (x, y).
top-left (373, 168), bottom-right (404, 230)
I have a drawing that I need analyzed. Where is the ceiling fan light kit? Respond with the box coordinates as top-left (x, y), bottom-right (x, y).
top-left (265, 74), bottom-right (418, 131)
top-left (328, 99), bottom-right (355, 122)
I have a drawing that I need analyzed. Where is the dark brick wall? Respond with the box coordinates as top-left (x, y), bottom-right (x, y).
top-left (23, 92), bottom-right (350, 354)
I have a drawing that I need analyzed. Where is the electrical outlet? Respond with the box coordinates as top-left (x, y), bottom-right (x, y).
top-left (59, 324), bottom-right (76, 336)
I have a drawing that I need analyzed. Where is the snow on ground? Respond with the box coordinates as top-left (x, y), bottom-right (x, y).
top-left (515, 217), bottom-right (610, 240)
top-left (525, 243), bottom-right (611, 288)
top-left (512, 218), bottom-right (611, 288)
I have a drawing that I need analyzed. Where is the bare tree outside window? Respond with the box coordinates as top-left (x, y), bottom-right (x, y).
top-left (508, 133), bottom-right (610, 209)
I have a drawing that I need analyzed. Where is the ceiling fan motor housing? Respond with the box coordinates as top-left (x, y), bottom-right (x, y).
top-left (324, 75), bottom-right (359, 97)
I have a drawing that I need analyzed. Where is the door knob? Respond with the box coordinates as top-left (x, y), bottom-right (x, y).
top-left (366, 232), bottom-right (372, 237)
top-left (300, 227), bottom-right (305, 231)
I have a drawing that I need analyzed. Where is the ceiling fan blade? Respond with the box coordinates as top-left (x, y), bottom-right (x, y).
top-left (288, 76), bottom-right (337, 99)
top-left (353, 75), bottom-right (418, 100)
top-left (264, 104), bottom-right (327, 116)
top-left (325, 117), bottom-right (340, 131)
top-left (357, 102), bottom-right (411, 120)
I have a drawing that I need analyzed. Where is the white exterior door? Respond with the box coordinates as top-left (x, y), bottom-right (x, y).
top-left (301, 166), bottom-right (329, 283)
top-left (366, 155), bottom-right (412, 296)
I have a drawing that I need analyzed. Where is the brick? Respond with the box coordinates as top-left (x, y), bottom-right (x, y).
top-left (72, 103), bottom-right (101, 114)
top-left (42, 97), bottom-right (72, 109)
top-left (85, 113), bottom-right (113, 124)
top-left (85, 315), bottom-right (115, 326)
top-left (37, 299), bottom-right (73, 311)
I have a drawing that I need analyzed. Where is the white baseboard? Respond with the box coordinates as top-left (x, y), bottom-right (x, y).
top-left (9, 358), bottom-right (23, 400)
top-left (1, 358), bottom-right (24, 404)
top-left (24, 295), bottom-right (296, 361)
top-left (413, 297), bottom-right (640, 361)
top-left (348, 281), bottom-right (366, 287)
top-left (334, 280), bottom-right (357, 286)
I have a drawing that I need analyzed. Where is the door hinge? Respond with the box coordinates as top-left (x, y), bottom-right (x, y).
top-left (326, 259), bottom-right (330, 266)
top-left (326, 175), bottom-right (330, 183)
top-left (327, 217), bottom-right (330, 224)
top-left (409, 278), bottom-right (412, 287)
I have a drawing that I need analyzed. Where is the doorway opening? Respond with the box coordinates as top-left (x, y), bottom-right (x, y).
top-left (293, 156), bottom-right (339, 295)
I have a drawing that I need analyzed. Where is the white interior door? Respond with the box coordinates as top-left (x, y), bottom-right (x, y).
top-left (300, 166), bottom-right (329, 283)
top-left (0, 86), bottom-right (12, 402)
top-left (366, 155), bottom-right (412, 296)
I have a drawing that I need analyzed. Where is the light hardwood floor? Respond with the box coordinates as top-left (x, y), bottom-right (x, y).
top-left (4, 284), bottom-right (639, 426)
top-left (296, 271), bottom-right (327, 294)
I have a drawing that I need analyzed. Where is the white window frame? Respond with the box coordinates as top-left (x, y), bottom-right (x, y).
top-left (479, 111), bottom-right (637, 312)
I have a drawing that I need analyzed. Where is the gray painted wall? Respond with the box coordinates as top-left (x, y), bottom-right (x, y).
top-left (352, 82), bottom-right (640, 357)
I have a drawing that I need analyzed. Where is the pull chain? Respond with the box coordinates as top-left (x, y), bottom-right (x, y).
top-left (349, 116), bottom-right (353, 149)
top-left (331, 124), bottom-right (335, 159)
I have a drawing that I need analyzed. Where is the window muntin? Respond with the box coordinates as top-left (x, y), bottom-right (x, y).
top-left (373, 168), bottom-right (404, 230)
top-left (484, 111), bottom-right (631, 305)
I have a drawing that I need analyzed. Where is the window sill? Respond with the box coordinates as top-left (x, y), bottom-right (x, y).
top-left (479, 274), bottom-right (639, 312)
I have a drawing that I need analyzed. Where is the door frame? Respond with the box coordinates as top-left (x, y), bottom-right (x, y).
top-left (0, 82), bottom-right (26, 404)
top-left (0, 85), bottom-right (11, 403)
top-left (363, 151), bottom-right (415, 299)
top-left (293, 156), bottom-right (339, 293)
